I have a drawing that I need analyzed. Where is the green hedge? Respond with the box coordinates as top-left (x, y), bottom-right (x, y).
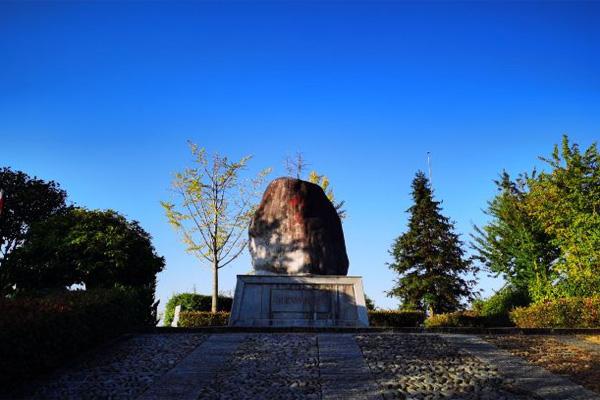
top-left (510, 296), bottom-right (600, 328)
top-left (177, 310), bottom-right (425, 328)
top-left (424, 311), bottom-right (484, 328)
top-left (0, 288), bottom-right (152, 390)
top-left (423, 310), bottom-right (513, 328)
top-left (163, 293), bottom-right (233, 326)
top-left (368, 310), bottom-right (425, 327)
top-left (178, 311), bottom-right (230, 327)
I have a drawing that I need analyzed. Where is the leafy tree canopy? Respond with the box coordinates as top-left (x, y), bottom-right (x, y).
top-left (471, 172), bottom-right (559, 301)
top-left (526, 135), bottom-right (599, 297)
top-left (473, 135), bottom-right (599, 301)
top-left (6, 208), bottom-right (165, 294)
top-left (388, 171), bottom-right (476, 314)
top-left (0, 167), bottom-right (67, 294)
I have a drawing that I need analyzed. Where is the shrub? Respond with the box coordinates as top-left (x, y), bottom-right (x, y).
top-left (424, 311), bottom-right (487, 328)
top-left (0, 288), bottom-right (152, 390)
top-left (178, 311), bottom-right (230, 327)
top-left (7, 208), bottom-right (165, 293)
top-left (163, 293), bottom-right (233, 326)
top-left (510, 296), bottom-right (600, 328)
top-left (475, 286), bottom-right (531, 317)
top-left (368, 310), bottom-right (425, 327)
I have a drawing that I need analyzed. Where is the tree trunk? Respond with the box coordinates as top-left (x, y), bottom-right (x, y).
top-left (212, 260), bottom-right (219, 313)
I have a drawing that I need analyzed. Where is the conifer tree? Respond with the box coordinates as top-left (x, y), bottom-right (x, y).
top-left (388, 171), bottom-right (475, 314)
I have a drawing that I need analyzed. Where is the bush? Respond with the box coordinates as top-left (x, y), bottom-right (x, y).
top-left (7, 208), bottom-right (165, 293)
top-left (425, 309), bottom-right (522, 328)
top-left (510, 296), bottom-right (600, 328)
top-left (178, 311), bottom-right (230, 327)
top-left (0, 288), bottom-right (152, 390)
top-left (163, 293), bottom-right (233, 326)
top-left (424, 311), bottom-right (486, 328)
top-left (473, 286), bottom-right (531, 318)
top-left (368, 310), bottom-right (425, 327)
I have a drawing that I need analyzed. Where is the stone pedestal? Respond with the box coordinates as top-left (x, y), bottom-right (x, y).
top-left (229, 275), bottom-right (369, 327)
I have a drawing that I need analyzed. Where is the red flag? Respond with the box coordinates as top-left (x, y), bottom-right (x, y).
top-left (0, 189), bottom-right (4, 216)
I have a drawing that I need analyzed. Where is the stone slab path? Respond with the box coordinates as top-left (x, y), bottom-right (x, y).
top-left (17, 333), bottom-right (600, 400)
top-left (556, 336), bottom-right (600, 357)
top-left (444, 334), bottom-right (600, 400)
top-left (318, 334), bottom-right (381, 399)
top-left (136, 334), bottom-right (246, 400)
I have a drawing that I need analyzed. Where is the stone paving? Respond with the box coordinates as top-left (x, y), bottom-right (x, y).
top-left (195, 334), bottom-right (320, 400)
top-left (22, 333), bottom-right (207, 400)
top-left (556, 335), bottom-right (600, 356)
top-left (17, 333), bottom-right (600, 400)
top-left (358, 334), bottom-right (536, 400)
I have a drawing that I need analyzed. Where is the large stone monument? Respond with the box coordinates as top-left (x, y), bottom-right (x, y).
top-left (229, 177), bottom-right (369, 327)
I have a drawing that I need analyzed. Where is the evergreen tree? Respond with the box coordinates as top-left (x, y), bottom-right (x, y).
top-left (388, 172), bottom-right (475, 314)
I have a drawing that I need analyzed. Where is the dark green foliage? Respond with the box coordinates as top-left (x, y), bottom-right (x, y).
top-left (367, 310), bottom-right (425, 327)
top-left (8, 208), bottom-right (164, 290)
top-left (6, 208), bottom-right (164, 323)
top-left (163, 292), bottom-right (233, 326)
top-left (364, 294), bottom-right (376, 311)
top-left (0, 289), bottom-right (151, 390)
top-left (472, 286), bottom-right (531, 320)
top-left (388, 172), bottom-right (476, 313)
top-left (471, 172), bottom-right (559, 301)
top-left (510, 296), bottom-right (600, 328)
top-left (0, 167), bottom-right (67, 294)
top-left (178, 311), bottom-right (230, 327)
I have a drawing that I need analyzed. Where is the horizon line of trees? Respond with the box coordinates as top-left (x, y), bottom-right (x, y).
top-left (1, 134), bottom-right (597, 318)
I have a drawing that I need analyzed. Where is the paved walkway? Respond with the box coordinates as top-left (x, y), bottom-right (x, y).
top-left (556, 336), bottom-right (600, 357)
top-left (318, 334), bottom-right (381, 399)
top-left (20, 333), bottom-right (600, 400)
top-left (137, 334), bottom-right (246, 400)
top-left (445, 334), bottom-right (600, 400)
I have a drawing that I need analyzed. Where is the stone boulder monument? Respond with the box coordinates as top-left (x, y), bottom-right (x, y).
top-left (249, 177), bottom-right (349, 275)
top-left (229, 177), bottom-right (369, 327)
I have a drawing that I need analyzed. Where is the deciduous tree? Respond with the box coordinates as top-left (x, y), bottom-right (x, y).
top-left (526, 135), bottom-right (599, 297)
top-left (0, 167), bottom-right (67, 294)
top-left (471, 172), bottom-right (559, 301)
top-left (162, 143), bottom-right (270, 312)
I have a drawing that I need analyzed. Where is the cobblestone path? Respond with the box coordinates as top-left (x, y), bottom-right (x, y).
top-left (17, 333), bottom-right (600, 400)
top-left (23, 333), bottom-right (207, 400)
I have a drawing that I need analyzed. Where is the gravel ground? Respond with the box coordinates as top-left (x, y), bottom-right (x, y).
top-left (356, 334), bottom-right (538, 400)
top-left (27, 333), bottom-right (206, 400)
top-left (483, 335), bottom-right (600, 395)
top-left (196, 334), bottom-right (321, 400)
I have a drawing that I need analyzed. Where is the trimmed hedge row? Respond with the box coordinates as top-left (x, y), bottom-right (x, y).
top-left (163, 293), bottom-right (233, 326)
top-left (0, 288), bottom-right (152, 390)
top-left (425, 311), bottom-right (486, 328)
top-left (510, 296), bottom-right (600, 328)
top-left (368, 310), bottom-right (425, 327)
top-left (424, 310), bottom-right (513, 328)
top-left (177, 310), bottom-right (426, 328)
top-left (179, 311), bottom-right (230, 327)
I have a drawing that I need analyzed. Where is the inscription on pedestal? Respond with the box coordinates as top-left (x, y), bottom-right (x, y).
top-left (230, 276), bottom-right (369, 327)
top-left (271, 289), bottom-right (313, 312)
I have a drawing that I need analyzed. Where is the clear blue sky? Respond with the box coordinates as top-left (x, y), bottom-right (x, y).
top-left (1, 1), bottom-right (598, 312)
